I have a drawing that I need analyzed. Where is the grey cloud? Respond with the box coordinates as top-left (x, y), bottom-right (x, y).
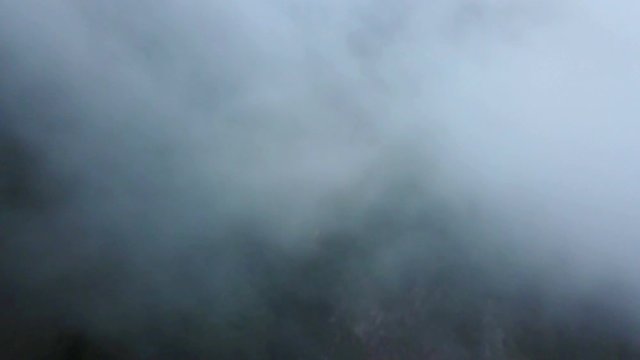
top-left (2, 0), bottom-right (640, 358)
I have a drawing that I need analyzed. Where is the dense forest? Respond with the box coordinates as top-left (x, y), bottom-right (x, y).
top-left (2, 126), bottom-right (638, 358)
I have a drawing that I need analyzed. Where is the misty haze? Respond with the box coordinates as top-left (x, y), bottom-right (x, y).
top-left (2, 0), bottom-right (640, 359)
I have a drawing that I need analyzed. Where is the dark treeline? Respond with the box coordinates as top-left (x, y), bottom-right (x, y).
top-left (1, 126), bottom-right (639, 358)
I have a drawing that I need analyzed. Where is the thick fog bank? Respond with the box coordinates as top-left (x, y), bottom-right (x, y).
top-left (2, 0), bottom-right (640, 358)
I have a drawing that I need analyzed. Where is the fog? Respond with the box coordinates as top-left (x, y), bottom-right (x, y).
top-left (2, 0), bottom-right (640, 358)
